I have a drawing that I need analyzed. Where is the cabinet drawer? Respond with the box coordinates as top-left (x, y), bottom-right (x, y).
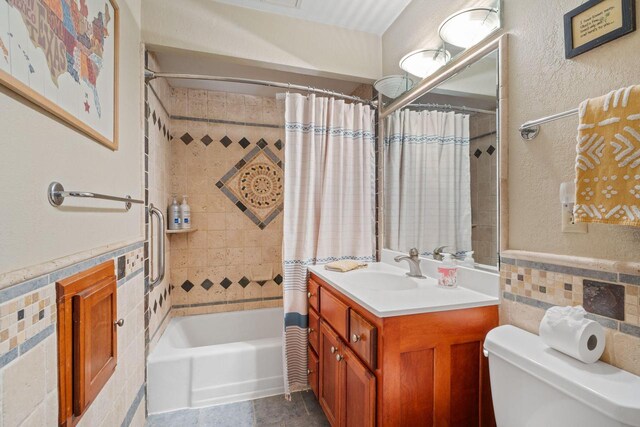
top-left (308, 279), bottom-right (320, 312)
top-left (349, 310), bottom-right (377, 369)
top-left (308, 307), bottom-right (320, 353)
top-left (308, 346), bottom-right (319, 399)
top-left (320, 288), bottom-right (349, 340)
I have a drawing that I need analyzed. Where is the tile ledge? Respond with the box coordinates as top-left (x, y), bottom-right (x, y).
top-left (501, 250), bottom-right (640, 276)
top-left (0, 237), bottom-right (144, 290)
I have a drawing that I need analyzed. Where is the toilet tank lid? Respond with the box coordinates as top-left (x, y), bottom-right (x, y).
top-left (484, 325), bottom-right (640, 426)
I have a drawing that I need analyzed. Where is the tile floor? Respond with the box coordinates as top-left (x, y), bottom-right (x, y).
top-left (146, 391), bottom-right (329, 427)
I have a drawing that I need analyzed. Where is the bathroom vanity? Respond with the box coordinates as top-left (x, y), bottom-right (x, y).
top-left (306, 260), bottom-right (499, 427)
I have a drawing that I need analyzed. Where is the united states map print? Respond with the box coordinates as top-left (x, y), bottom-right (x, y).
top-left (0, 0), bottom-right (118, 149)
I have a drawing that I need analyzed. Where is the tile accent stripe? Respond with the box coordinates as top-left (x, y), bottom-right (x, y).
top-left (120, 384), bottom-right (145, 427)
top-left (0, 241), bottom-right (144, 303)
top-left (172, 114), bottom-right (282, 129)
top-left (501, 257), bottom-right (632, 284)
top-left (173, 296), bottom-right (283, 309)
top-left (0, 324), bottom-right (54, 369)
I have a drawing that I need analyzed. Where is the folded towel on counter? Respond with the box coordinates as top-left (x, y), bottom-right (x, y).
top-left (574, 85), bottom-right (640, 226)
top-left (324, 260), bottom-right (368, 272)
top-left (539, 305), bottom-right (605, 364)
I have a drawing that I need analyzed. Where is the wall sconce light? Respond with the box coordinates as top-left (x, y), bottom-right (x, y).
top-left (374, 75), bottom-right (416, 99)
top-left (438, 7), bottom-right (500, 49)
top-left (399, 48), bottom-right (451, 79)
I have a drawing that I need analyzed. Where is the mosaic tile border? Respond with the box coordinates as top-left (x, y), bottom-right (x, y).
top-left (0, 243), bottom-right (145, 368)
top-left (180, 274), bottom-right (283, 293)
top-left (501, 257), bottom-right (640, 339)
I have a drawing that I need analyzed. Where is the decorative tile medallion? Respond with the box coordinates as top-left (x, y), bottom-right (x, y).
top-left (216, 145), bottom-right (284, 229)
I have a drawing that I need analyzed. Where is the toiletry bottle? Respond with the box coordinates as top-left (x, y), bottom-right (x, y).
top-left (463, 251), bottom-right (475, 268)
top-left (168, 196), bottom-right (181, 230)
top-left (438, 253), bottom-right (458, 288)
top-left (179, 195), bottom-right (191, 229)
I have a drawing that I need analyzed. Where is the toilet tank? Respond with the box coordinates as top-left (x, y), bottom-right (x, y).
top-left (484, 325), bottom-right (640, 427)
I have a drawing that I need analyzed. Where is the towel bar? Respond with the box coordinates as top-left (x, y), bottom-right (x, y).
top-left (48, 182), bottom-right (144, 211)
top-left (519, 108), bottom-right (580, 141)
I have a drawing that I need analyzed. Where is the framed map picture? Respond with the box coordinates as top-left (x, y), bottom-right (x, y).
top-left (0, 0), bottom-right (119, 150)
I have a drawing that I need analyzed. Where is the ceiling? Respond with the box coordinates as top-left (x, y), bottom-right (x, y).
top-left (210, 0), bottom-right (413, 34)
top-left (152, 50), bottom-right (364, 98)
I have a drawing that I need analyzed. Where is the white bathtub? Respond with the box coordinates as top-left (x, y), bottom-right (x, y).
top-left (147, 307), bottom-right (284, 414)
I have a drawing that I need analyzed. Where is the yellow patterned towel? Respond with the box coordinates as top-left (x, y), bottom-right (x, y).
top-left (325, 260), bottom-right (368, 272)
top-left (574, 85), bottom-right (640, 226)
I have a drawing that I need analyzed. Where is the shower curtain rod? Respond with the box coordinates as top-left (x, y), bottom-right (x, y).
top-left (144, 70), bottom-right (376, 107)
top-left (406, 103), bottom-right (495, 115)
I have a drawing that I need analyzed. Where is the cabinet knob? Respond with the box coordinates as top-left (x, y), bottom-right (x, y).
top-left (351, 334), bottom-right (361, 343)
top-left (114, 319), bottom-right (124, 327)
top-left (330, 346), bottom-right (337, 354)
top-left (307, 369), bottom-right (313, 375)
top-left (307, 292), bottom-right (314, 299)
top-left (307, 327), bottom-right (314, 335)
top-left (335, 354), bottom-right (343, 362)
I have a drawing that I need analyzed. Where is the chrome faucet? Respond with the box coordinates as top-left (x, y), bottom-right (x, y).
top-left (394, 248), bottom-right (425, 278)
top-left (432, 246), bottom-right (448, 261)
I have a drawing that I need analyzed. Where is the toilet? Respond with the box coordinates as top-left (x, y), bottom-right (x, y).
top-left (484, 325), bottom-right (640, 427)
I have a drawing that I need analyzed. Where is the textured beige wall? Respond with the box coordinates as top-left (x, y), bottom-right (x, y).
top-left (383, 0), bottom-right (640, 261)
top-left (0, 0), bottom-right (144, 278)
top-left (504, 0), bottom-right (640, 261)
top-left (141, 0), bottom-right (382, 81)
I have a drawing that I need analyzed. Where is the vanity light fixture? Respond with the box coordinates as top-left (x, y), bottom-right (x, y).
top-left (374, 75), bottom-right (416, 99)
top-left (399, 48), bottom-right (451, 79)
top-left (438, 7), bottom-right (500, 49)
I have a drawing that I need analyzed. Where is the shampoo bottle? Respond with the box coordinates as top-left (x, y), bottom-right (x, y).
top-left (179, 195), bottom-right (191, 229)
top-left (168, 196), bottom-right (181, 230)
top-left (437, 253), bottom-right (458, 288)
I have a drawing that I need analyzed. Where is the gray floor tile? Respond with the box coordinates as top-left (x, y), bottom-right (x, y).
top-left (147, 408), bottom-right (200, 427)
top-left (299, 391), bottom-right (323, 417)
top-left (199, 401), bottom-right (254, 426)
top-left (253, 393), bottom-right (307, 425)
top-left (284, 414), bottom-right (330, 427)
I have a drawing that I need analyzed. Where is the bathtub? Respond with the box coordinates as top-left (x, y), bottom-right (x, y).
top-left (147, 307), bottom-right (284, 414)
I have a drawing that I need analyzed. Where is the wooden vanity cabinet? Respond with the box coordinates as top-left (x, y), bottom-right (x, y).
top-left (307, 272), bottom-right (498, 427)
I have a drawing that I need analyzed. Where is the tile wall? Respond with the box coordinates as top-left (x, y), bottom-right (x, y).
top-left (500, 256), bottom-right (640, 375)
top-left (145, 53), bottom-right (173, 353)
top-left (469, 113), bottom-right (498, 266)
top-left (168, 88), bottom-right (284, 316)
top-left (0, 243), bottom-right (147, 427)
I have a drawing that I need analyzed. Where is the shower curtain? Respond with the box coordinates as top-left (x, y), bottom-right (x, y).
top-left (282, 93), bottom-right (376, 395)
top-left (384, 109), bottom-right (472, 256)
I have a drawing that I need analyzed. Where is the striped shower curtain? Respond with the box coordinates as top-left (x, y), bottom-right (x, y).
top-left (282, 93), bottom-right (376, 395)
top-left (384, 109), bottom-right (472, 256)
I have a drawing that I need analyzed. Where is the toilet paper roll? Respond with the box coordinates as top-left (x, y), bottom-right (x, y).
top-left (539, 312), bottom-right (605, 364)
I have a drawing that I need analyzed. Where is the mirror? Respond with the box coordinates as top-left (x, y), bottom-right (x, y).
top-left (382, 42), bottom-right (500, 268)
top-left (376, 0), bottom-right (502, 102)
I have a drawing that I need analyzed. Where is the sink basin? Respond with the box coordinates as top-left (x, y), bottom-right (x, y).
top-left (349, 272), bottom-right (419, 291)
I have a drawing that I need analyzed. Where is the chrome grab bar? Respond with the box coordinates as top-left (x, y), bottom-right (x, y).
top-left (149, 204), bottom-right (166, 287)
top-left (48, 182), bottom-right (144, 211)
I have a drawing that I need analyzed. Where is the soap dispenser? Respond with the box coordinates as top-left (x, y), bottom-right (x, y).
top-left (179, 195), bottom-right (191, 229)
top-left (438, 253), bottom-right (458, 288)
top-left (168, 196), bottom-right (181, 230)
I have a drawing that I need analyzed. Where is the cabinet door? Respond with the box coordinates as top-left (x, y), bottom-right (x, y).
top-left (308, 346), bottom-right (319, 399)
top-left (72, 277), bottom-right (117, 415)
top-left (342, 346), bottom-right (376, 427)
top-left (319, 321), bottom-right (342, 426)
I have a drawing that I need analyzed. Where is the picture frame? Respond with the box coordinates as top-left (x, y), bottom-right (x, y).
top-left (0, 0), bottom-right (120, 150)
top-left (564, 0), bottom-right (636, 59)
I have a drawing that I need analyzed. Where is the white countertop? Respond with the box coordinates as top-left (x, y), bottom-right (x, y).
top-left (308, 256), bottom-right (499, 318)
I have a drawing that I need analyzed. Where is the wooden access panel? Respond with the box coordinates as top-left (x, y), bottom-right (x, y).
top-left (73, 277), bottom-right (117, 414)
top-left (57, 260), bottom-right (118, 427)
